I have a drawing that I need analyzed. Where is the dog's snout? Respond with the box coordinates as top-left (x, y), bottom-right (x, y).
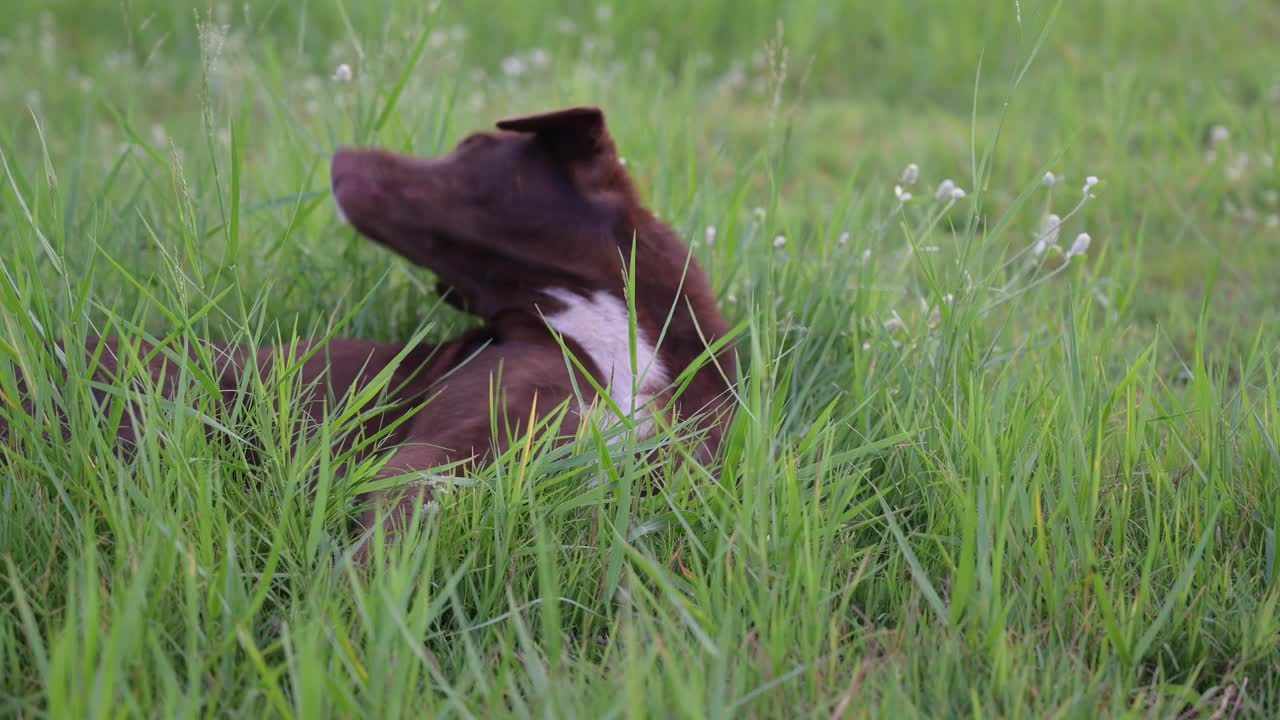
top-left (331, 150), bottom-right (378, 226)
top-left (330, 150), bottom-right (365, 194)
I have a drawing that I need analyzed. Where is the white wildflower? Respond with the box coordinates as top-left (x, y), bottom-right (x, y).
top-left (705, 226), bottom-right (717, 245)
top-left (862, 342), bottom-right (872, 352)
top-left (1209, 125), bottom-right (1230, 145)
top-left (773, 235), bottom-right (787, 248)
top-left (1034, 213), bottom-right (1062, 256)
top-left (332, 63), bottom-right (352, 82)
top-left (935, 178), bottom-right (956, 201)
top-left (861, 249), bottom-right (871, 263)
top-left (501, 56), bottom-right (527, 77)
top-left (529, 48), bottom-right (551, 68)
top-left (949, 187), bottom-right (966, 201)
top-left (618, 157), bottom-right (627, 166)
top-left (895, 185), bottom-right (913, 203)
top-left (1082, 175), bottom-right (1100, 197)
top-left (1066, 232), bottom-right (1091, 258)
top-left (900, 163), bottom-right (919, 185)
top-left (1043, 171), bottom-right (1062, 188)
top-left (838, 231), bottom-right (849, 246)
top-left (1226, 153), bottom-right (1248, 183)
top-left (884, 312), bottom-right (905, 334)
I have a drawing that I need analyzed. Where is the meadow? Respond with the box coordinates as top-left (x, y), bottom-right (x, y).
top-left (2, 0), bottom-right (1279, 716)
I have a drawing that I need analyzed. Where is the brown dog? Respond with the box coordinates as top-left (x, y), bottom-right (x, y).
top-left (2, 107), bottom-right (737, 561)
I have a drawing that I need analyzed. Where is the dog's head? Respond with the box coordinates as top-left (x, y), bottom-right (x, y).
top-left (332, 107), bottom-right (735, 460)
top-left (331, 106), bottom-right (643, 318)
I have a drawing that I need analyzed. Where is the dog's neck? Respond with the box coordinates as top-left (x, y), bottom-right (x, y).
top-left (539, 287), bottom-right (669, 414)
top-left (481, 271), bottom-right (731, 462)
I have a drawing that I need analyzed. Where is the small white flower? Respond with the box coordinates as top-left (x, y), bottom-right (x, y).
top-left (862, 342), bottom-right (872, 352)
top-left (1066, 232), bottom-right (1091, 258)
top-left (332, 63), bottom-right (352, 82)
top-left (618, 156), bottom-right (627, 166)
top-left (529, 48), bottom-right (551, 67)
top-left (894, 185), bottom-right (912, 202)
top-left (1082, 176), bottom-right (1100, 197)
top-left (1034, 213), bottom-right (1062, 256)
top-left (773, 235), bottom-right (787, 248)
top-left (1210, 125), bottom-right (1230, 146)
top-left (900, 163), bottom-right (919, 185)
top-left (1042, 171), bottom-right (1061, 188)
top-left (838, 231), bottom-right (850, 246)
top-left (705, 226), bottom-right (717, 245)
top-left (949, 187), bottom-right (966, 200)
top-left (935, 178), bottom-right (956, 201)
top-left (1226, 152), bottom-right (1248, 183)
top-left (883, 313), bottom-right (905, 334)
top-left (501, 56), bottom-right (527, 77)
top-left (862, 249), bottom-right (871, 263)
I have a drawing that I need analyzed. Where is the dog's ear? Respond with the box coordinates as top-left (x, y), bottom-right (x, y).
top-left (496, 106), bottom-right (617, 162)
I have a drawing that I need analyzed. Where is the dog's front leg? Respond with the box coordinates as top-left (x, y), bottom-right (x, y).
top-left (349, 345), bottom-right (580, 565)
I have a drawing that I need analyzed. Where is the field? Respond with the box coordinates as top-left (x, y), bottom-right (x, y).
top-left (2, 0), bottom-right (1280, 716)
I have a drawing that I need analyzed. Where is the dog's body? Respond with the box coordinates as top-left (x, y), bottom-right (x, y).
top-left (1, 107), bottom-right (735, 560)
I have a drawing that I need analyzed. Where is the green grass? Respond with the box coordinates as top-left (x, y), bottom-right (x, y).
top-left (2, 0), bottom-right (1280, 716)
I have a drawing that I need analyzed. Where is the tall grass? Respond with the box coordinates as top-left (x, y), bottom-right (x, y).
top-left (2, 0), bottom-right (1279, 716)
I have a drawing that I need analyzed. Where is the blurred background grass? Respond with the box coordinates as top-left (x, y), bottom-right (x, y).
top-left (3, 0), bottom-right (1277, 349)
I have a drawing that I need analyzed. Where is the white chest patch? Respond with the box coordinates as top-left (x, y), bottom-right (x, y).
top-left (542, 288), bottom-right (669, 416)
